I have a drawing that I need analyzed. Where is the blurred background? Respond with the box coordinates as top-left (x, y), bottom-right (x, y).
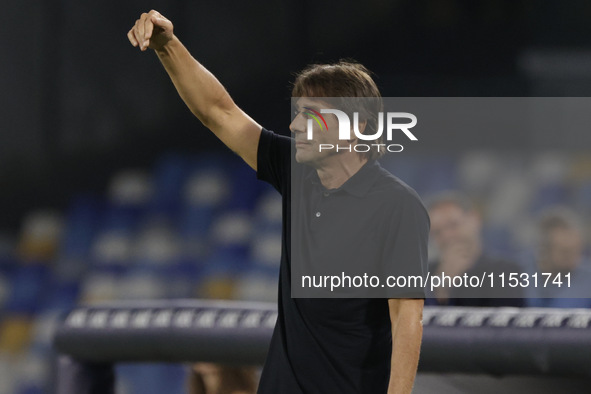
top-left (2, 0), bottom-right (591, 393)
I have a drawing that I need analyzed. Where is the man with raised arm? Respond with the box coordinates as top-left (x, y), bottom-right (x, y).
top-left (128, 10), bottom-right (429, 394)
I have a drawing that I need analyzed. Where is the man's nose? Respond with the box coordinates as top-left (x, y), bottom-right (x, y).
top-left (435, 227), bottom-right (456, 248)
top-left (290, 113), bottom-right (306, 134)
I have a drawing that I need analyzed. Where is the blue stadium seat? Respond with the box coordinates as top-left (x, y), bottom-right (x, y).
top-left (89, 203), bottom-right (140, 268)
top-left (234, 265), bottom-right (279, 302)
top-left (40, 281), bottom-right (80, 312)
top-left (4, 264), bottom-right (50, 315)
top-left (117, 267), bottom-right (169, 300)
top-left (16, 386), bottom-right (44, 394)
top-left (150, 153), bottom-right (191, 216)
top-left (116, 364), bottom-right (188, 394)
top-left (79, 270), bottom-right (122, 303)
top-left (419, 155), bottom-right (458, 195)
top-left (133, 215), bottom-right (181, 267)
top-left (531, 182), bottom-right (572, 214)
top-left (225, 158), bottom-right (260, 210)
top-left (379, 155), bottom-right (421, 187)
top-left (60, 194), bottom-right (102, 259)
top-left (207, 211), bottom-right (253, 267)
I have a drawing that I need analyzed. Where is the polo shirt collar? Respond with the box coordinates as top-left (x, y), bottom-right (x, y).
top-left (306, 160), bottom-right (380, 197)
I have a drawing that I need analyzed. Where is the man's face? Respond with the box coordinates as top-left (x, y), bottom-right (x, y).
top-left (290, 98), bottom-right (344, 166)
top-left (542, 227), bottom-right (583, 273)
top-left (429, 202), bottom-right (480, 252)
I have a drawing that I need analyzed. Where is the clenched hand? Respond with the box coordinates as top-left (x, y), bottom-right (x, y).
top-left (127, 10), bottom-right (174, 51)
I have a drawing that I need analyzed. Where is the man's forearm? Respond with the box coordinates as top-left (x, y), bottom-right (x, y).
top-left (155, 36), bottom-right (235, 131)
top-left (388, 314), bottom-right (422, 393)
top-left (128, 11), bottom-right (261, 170)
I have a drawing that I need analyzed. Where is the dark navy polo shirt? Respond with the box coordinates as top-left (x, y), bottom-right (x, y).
top-left (256, 128), bottom-right (429, 394)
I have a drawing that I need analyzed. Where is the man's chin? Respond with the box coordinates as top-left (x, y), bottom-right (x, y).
top-left (295, 152), bottom-right (310, 164)
top-left (295, 149), bottom-right (333, 168)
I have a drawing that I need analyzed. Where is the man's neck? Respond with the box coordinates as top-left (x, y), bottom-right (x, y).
top-left (315, 154), bottom-right (368, 189)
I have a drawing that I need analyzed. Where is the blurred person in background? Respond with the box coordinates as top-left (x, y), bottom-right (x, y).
top-left (426, 191), bottom-right (524, 307)
top-left (188, 363), bottom-right (257, 394)
top-left (128, 9), bottom-right (428, 394)
top-left (526, 206), bottom-right (591, 308)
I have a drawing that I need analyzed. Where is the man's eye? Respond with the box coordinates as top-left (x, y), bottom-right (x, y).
top-left (293, 110), bottom-right (310, 118)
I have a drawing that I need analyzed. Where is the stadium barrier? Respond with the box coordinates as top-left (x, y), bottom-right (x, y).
top-left (53, 300), bottom-right (591, 393)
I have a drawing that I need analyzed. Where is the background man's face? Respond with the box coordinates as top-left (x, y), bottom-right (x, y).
top-left (540, 227), bottom-right (583, 273)
top-left (429, 202), bottom-right (481, 252)
top-left (290, 98), bottom-right (344, 166)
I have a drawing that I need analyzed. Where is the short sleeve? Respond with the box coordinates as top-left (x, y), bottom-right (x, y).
top-left (257, 128), bottom-right (292, 194)
top-left (382, 192), bottom-right (430, 298)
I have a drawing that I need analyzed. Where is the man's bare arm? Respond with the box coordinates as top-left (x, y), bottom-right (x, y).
top-left (387, 298), bottom-right (424, 394)
top-left (127, 10), bottom-right (262, 170)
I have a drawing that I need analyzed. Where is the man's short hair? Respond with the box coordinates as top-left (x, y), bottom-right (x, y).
top-left (425, 190), bottom-right (475, 213)
top-left (534, 206), bottom-right (587, 259)
top-left (291, 61), bottom-right (385, 161)
top-left (537, 206), bottom-right (583, 240)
